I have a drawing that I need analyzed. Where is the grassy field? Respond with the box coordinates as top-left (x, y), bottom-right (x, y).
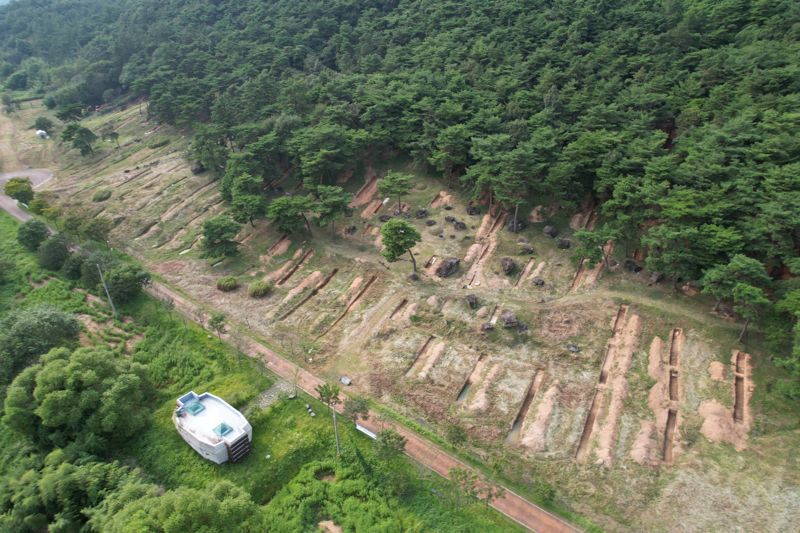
top-left (0, 209), bottom-right (522, 532)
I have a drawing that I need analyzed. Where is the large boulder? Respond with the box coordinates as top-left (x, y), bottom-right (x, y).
top-left (623, 259), bottom-right (643, 272)
top-left (557, 238), bottom-right (571, 249)
top-left (415, 208), bottom-right (428, 219)
top-left (507, 218), bottom-right (527, 233)
top-left (519, 244), bottom-right (535, 255)
top-left (501, 257), bottom-right (517, 275)
top-left (465, 294), bottom-right (479, 310)
top-left (435, 257), bottom-right (460, 278)
top-left (467, 205), bottom-right (481, 216)
top-left (531, 277), bottom-right (545, 287)
top-left (500, 310), bottom-right (519, 329)
top-left (543, 225), bottom-right (559, 238)
top-left (454, 221), bottom-right (467, 231)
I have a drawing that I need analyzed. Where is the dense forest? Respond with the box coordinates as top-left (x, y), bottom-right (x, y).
top-left (1, 0), bottom-right (799, 389)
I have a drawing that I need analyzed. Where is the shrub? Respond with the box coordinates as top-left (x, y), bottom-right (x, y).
top-left (28, 197), bottom-right (49, 214)
top-left (92, 190), bottom-right (112, 202)
top-left (17, 219), bottom-right (49, 251)
top-left (247, 280), bottom-right (273, 298)
top-left (60, 253), bottom-right (85, 280)
top-left (33, 116), bottom-right (54, 132)
top-left (146, 137), bottom-right (170, 149)
top-left (216, 276), bottom-right (239, 292)
top-left (4, 177), bottom-right (34, 204)
top-left (37, 235), bottom-right (70, 271)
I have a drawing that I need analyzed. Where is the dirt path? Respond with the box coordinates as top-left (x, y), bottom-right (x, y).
top-left (0, 169), bottom-right (54, 222)
top-left (143, 281), bottom-right (579, 533)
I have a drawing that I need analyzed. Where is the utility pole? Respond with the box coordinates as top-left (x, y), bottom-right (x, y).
top-left (96, 263), bottom-right (117, 319)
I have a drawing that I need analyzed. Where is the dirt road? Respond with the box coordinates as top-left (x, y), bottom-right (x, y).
top-left (0, 169), bottom-right (53, 222)
top-left (144, 281), bottom-right (580, 533)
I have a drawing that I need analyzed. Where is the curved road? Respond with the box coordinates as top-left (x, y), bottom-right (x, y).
top-left (0, 164), bottom-right (580, 532)
top-left (0, 168), bottom-right (53, 222)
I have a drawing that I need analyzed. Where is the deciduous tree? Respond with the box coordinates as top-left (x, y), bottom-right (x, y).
top-left (380, 219), bottom-right (421, 273)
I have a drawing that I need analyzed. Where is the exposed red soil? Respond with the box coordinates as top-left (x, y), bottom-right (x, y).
top-left (349, 170), bottom-right (380, 208)
top-left (430, 190), bottom-right (455, 208)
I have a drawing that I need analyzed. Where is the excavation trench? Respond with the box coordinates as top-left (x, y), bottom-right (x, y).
top-left (406, 336), bottom-right (435, 376)
top-left (576, 390), bottom-right (603, 462)
top-left (507, 371), bottom-right (543, 443)
top-left (318, 275), bottom-right (377, 337)
top-left (736, 350), bottom-right (747, 374)
top-left (390, 298), bottom-right (408, 320)
top-left (662, 409), bottom-right (678, 462)
top-left (278, 249), bottom-right (315, 285)
top-left (456, 354), bottom-right (486, 403)
top-left (669, 328), bottom-right (683, 366)
top-left (668, 370), bottom-right (679, 401)
top-left (279, 269), bottom-right (338, 321)
top-left (733, 376), bottom-right (745, 422)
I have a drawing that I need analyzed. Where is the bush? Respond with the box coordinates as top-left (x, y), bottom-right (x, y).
top-left (146, 137), bottom-right (170, 149)
top-left (33, 116), bottom-right (54, 132)
top-left (60, 253), bottom-right (85, 280)
top-left (37, 235), bottom-right (70, 271)
top-left (105, 264), bottom-right (150, 304)
top-left (0, 305), bottom-right (80, 383)
top-left (247, 280), bottom-right (273, 298)
top-left (4, 177), bottom-right (34, 204)
top-left (216, 276), bottom-right (239, 292)
top-left (17, 219), bottom-right (49, 251)
top-left (92, 190), bottom-right (112, 202)
top-left (80, 250), bottom-right (117, 289)
top-left (28, 197), bottom-right (49, 214)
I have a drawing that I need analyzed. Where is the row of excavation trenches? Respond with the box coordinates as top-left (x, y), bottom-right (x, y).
top-left (698, 350), bottom-right (753, 451)
top-left (575, 304), bottom-right (642, 466)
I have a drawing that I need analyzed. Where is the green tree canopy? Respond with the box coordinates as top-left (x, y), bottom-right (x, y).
top-left (266, 195), bottom-right (313, 234)
top-left (16, 219), bottom-right (49, 251)
top-left (377, 172), bottom-right (414, 212)
top-left (3, 346), bottom-right (151, 454)
top-left (201, 215), bottom-right (241, 258)
top-left (4, 176), bottom-right (34, 204)
top-left (380, 219), bottom-right (421, 273)
top-left (60, 123), bottom-right (97, 155)
top-left (313, 185), bottom-right (352, 237)
top-left (0, 305), bottom-right (80, 384)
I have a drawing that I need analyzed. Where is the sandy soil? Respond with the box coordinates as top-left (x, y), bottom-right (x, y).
top-left (468, 363), bottom-right (501, 411)
top-left (430, 190), bottom-right (454, 208)
top-left (521, 381), bottom-right (559, 451)
top-left (708, 361), bottom-right (726, 381)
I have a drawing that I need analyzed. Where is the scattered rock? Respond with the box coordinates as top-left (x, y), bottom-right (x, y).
top-left (623, 259), bottom-right (643, 272)
top-left (500, 310), bottom-right (519, 329)
top-left (519, 244), bottom-right (535, 255)
top-left (435, 257), bottom-right (460, 278)
top-left (467, 206), bottom-right (481, 216)
top-left (408, 273), bottom-right (420, 281)
top-left (345, 225), bottom-right (357, 235)
top-left (190, 164), bottom-right (206, 175)
top-left (531, 277), bottom-right (545, 287)
top-left (567, 343), bottom-right (581, 353)
top-left (682, 282), bottom-right (700, 296)
top-left (543, 225), bottom-right (559, 238)
top-left (507, 218), bottom-right (527, 233)
top-left (426, 295), bottom-right (440, 308)
top-left (557, 238), bottom-right (571, 249)
top-left (449, 234), bottom-right (456, 239)
top-left (454, 221), bottom-right (467, 230)
top-left (481, 322), bottom-right (494, 332)
top-left (378, 214), bottom-right (392, 222)
top-left (445, 215), bottom-right (456, 223)
top-left (465, 294), bottom-right (479, 310)
top-left (425, 219), bottom-right (437, 226)
top-left (415, 208), bottom-right (429, 219)
top-left (517, 322), bottom-right (529, 332)
top-left (476, 306), bottom-right (489, 318)
top-left (648, 271), bottom-right (664, 285)
top-left (501, 257), bottom-right (517, 275)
